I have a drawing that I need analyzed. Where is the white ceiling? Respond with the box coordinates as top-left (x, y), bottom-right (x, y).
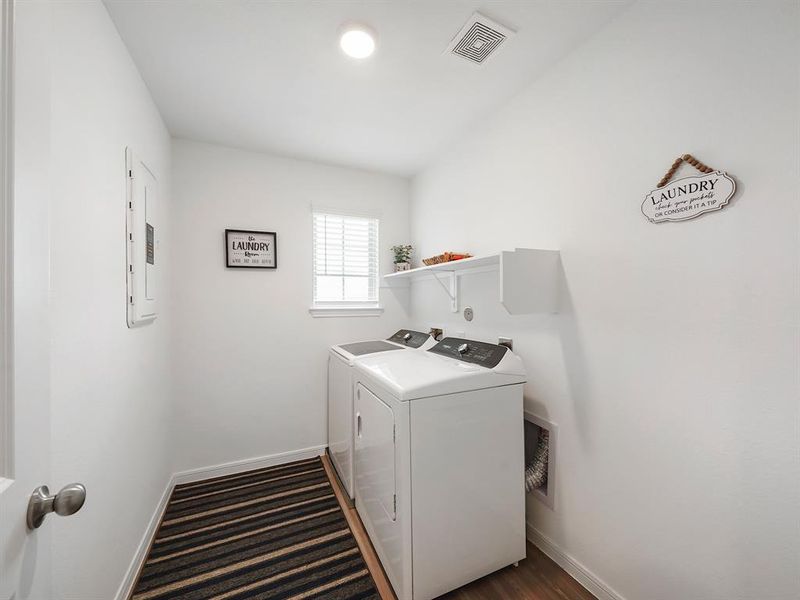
top-left (104, 0), bottom-right (630, 176)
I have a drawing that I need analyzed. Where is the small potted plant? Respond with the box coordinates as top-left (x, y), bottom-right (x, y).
top-left (391, 244), bottom-right (413, 272)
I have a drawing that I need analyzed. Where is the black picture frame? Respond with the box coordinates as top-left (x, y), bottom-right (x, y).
top-left (225, 229), bottom-right (277, 269)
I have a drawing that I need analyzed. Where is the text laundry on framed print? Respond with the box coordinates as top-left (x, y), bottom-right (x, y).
top-left (641, 154), bottom-right (736, 224)
top-left (225, 229), bottom-right (277, 269)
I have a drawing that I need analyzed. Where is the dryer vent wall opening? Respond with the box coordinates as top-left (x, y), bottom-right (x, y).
top-left (524, 411), bottom-right (557, 509)
top-left (446, 12), bottom-right (515, 65)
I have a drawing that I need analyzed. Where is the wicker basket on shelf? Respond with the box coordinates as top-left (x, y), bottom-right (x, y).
top-left (422, 252), bottom-right (472, 266)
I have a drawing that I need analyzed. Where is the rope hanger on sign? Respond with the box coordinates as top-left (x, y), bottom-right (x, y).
top-left (657, 154), bottom-right (715, 188)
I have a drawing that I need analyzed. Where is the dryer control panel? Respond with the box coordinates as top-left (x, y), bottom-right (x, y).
top-left (387, 329), bottom-right (431, 349)
top-left (428, 337), bottom-right (508, 368)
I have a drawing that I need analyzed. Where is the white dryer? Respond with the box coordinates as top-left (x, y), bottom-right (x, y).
top-left (328, 329), bottom-right (435, 499)
top-left (352, 338), bottom-right (527, 600)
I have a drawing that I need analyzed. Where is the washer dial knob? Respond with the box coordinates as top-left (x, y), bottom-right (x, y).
top-left (457, 343), bottom-right (469, 355)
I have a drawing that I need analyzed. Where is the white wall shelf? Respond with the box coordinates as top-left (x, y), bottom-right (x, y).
top-left (383, 248), bottom-right (560, 314)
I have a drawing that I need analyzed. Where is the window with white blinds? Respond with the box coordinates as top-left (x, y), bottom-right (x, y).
top-left (312, 212), bottom-right (379, 306)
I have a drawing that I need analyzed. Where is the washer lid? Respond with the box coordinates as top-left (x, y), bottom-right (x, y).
top-left (354, 344), bottom-right (526, 401)
top-left (337, 340), bottom-right (405, 357)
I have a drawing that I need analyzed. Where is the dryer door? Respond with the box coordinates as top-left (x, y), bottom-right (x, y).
top-left (354, 383), bottom-right (396, 522)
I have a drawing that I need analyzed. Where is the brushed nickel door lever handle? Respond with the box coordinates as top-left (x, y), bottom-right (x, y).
top-left (26, 483), bottom-right (86, 530)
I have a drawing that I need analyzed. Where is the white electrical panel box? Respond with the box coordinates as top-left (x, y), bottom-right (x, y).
top-left (126, 148), bottom-right (158, 327)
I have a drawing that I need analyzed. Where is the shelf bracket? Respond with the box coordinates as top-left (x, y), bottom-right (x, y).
top-left (432, 271), bottom-right (457, 312)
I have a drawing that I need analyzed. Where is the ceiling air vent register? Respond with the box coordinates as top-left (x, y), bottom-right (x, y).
top-left (446, 12), bottom-right (515, 65)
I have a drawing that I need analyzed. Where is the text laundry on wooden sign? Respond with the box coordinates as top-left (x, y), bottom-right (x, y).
top-left (642, 154), bottom-right (736, 224)
top-left (642, 171), bottom-right (736, 223)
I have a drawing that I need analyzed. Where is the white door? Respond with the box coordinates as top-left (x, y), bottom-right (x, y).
top-left (354, 383), bottom-right (407, 599)
top-left (354, 383), bottom-right (396, 523)
top-left (0, 1), bottom-right (55, 597)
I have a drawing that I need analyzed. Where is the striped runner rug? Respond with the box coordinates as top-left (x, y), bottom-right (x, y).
top-left (130, 456), bottom-right (381, 600)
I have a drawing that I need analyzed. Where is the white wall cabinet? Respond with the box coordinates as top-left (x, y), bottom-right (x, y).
top-left (125, 147), bottom-right (159, 327)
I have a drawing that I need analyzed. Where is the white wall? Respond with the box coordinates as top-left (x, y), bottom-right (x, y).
top-left (410, 2), bottom-right (799, 600)
top-left (170, 139), bottom-right (410, 472)
top-left (27, 2), bottom-right (175, 598)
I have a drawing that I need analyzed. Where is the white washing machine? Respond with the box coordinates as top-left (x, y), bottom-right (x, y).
top-left (328, 329), bottom-right (435, 499)
top-left (352, 337), bottom-right (527, 600)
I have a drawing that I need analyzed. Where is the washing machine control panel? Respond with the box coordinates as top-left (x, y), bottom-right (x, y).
top-left (387, 329), bottom-right (431, 349)
top-left (428, 337), bottom-right (508, 368)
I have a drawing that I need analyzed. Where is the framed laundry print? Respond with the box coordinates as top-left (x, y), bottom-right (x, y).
top-left (225, 229), bottom-right (277, 269)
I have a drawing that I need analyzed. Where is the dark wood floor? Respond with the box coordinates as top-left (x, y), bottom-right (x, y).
top-left (438, 542), bottom-right (596, 600)
top-left (322, 455), bottom-right (596, 600)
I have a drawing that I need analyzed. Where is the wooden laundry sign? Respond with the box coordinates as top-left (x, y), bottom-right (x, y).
top-left (641, 154), bottom-right (736, 223)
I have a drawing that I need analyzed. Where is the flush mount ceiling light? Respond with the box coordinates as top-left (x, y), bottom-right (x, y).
top-left (339, 25), bottom-right (376, 59)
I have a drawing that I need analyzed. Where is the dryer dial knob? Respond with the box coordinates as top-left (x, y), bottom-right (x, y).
top-left (457, 343), bottom-right (469, 355)
top-left (403, 332), bottom-right (412, 342)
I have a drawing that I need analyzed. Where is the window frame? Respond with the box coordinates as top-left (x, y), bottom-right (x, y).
top-left (309, 209), bottom-right (383, 318)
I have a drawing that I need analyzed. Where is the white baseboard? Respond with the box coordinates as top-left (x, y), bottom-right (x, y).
top-left (526, 522), bottom-right (626, 600)
top-left (114, 476), bottom-right (174, 600)
top-left (172, 445), bottom-right (326, 486)
top-left (114, 445), bottom-right (326, 600)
